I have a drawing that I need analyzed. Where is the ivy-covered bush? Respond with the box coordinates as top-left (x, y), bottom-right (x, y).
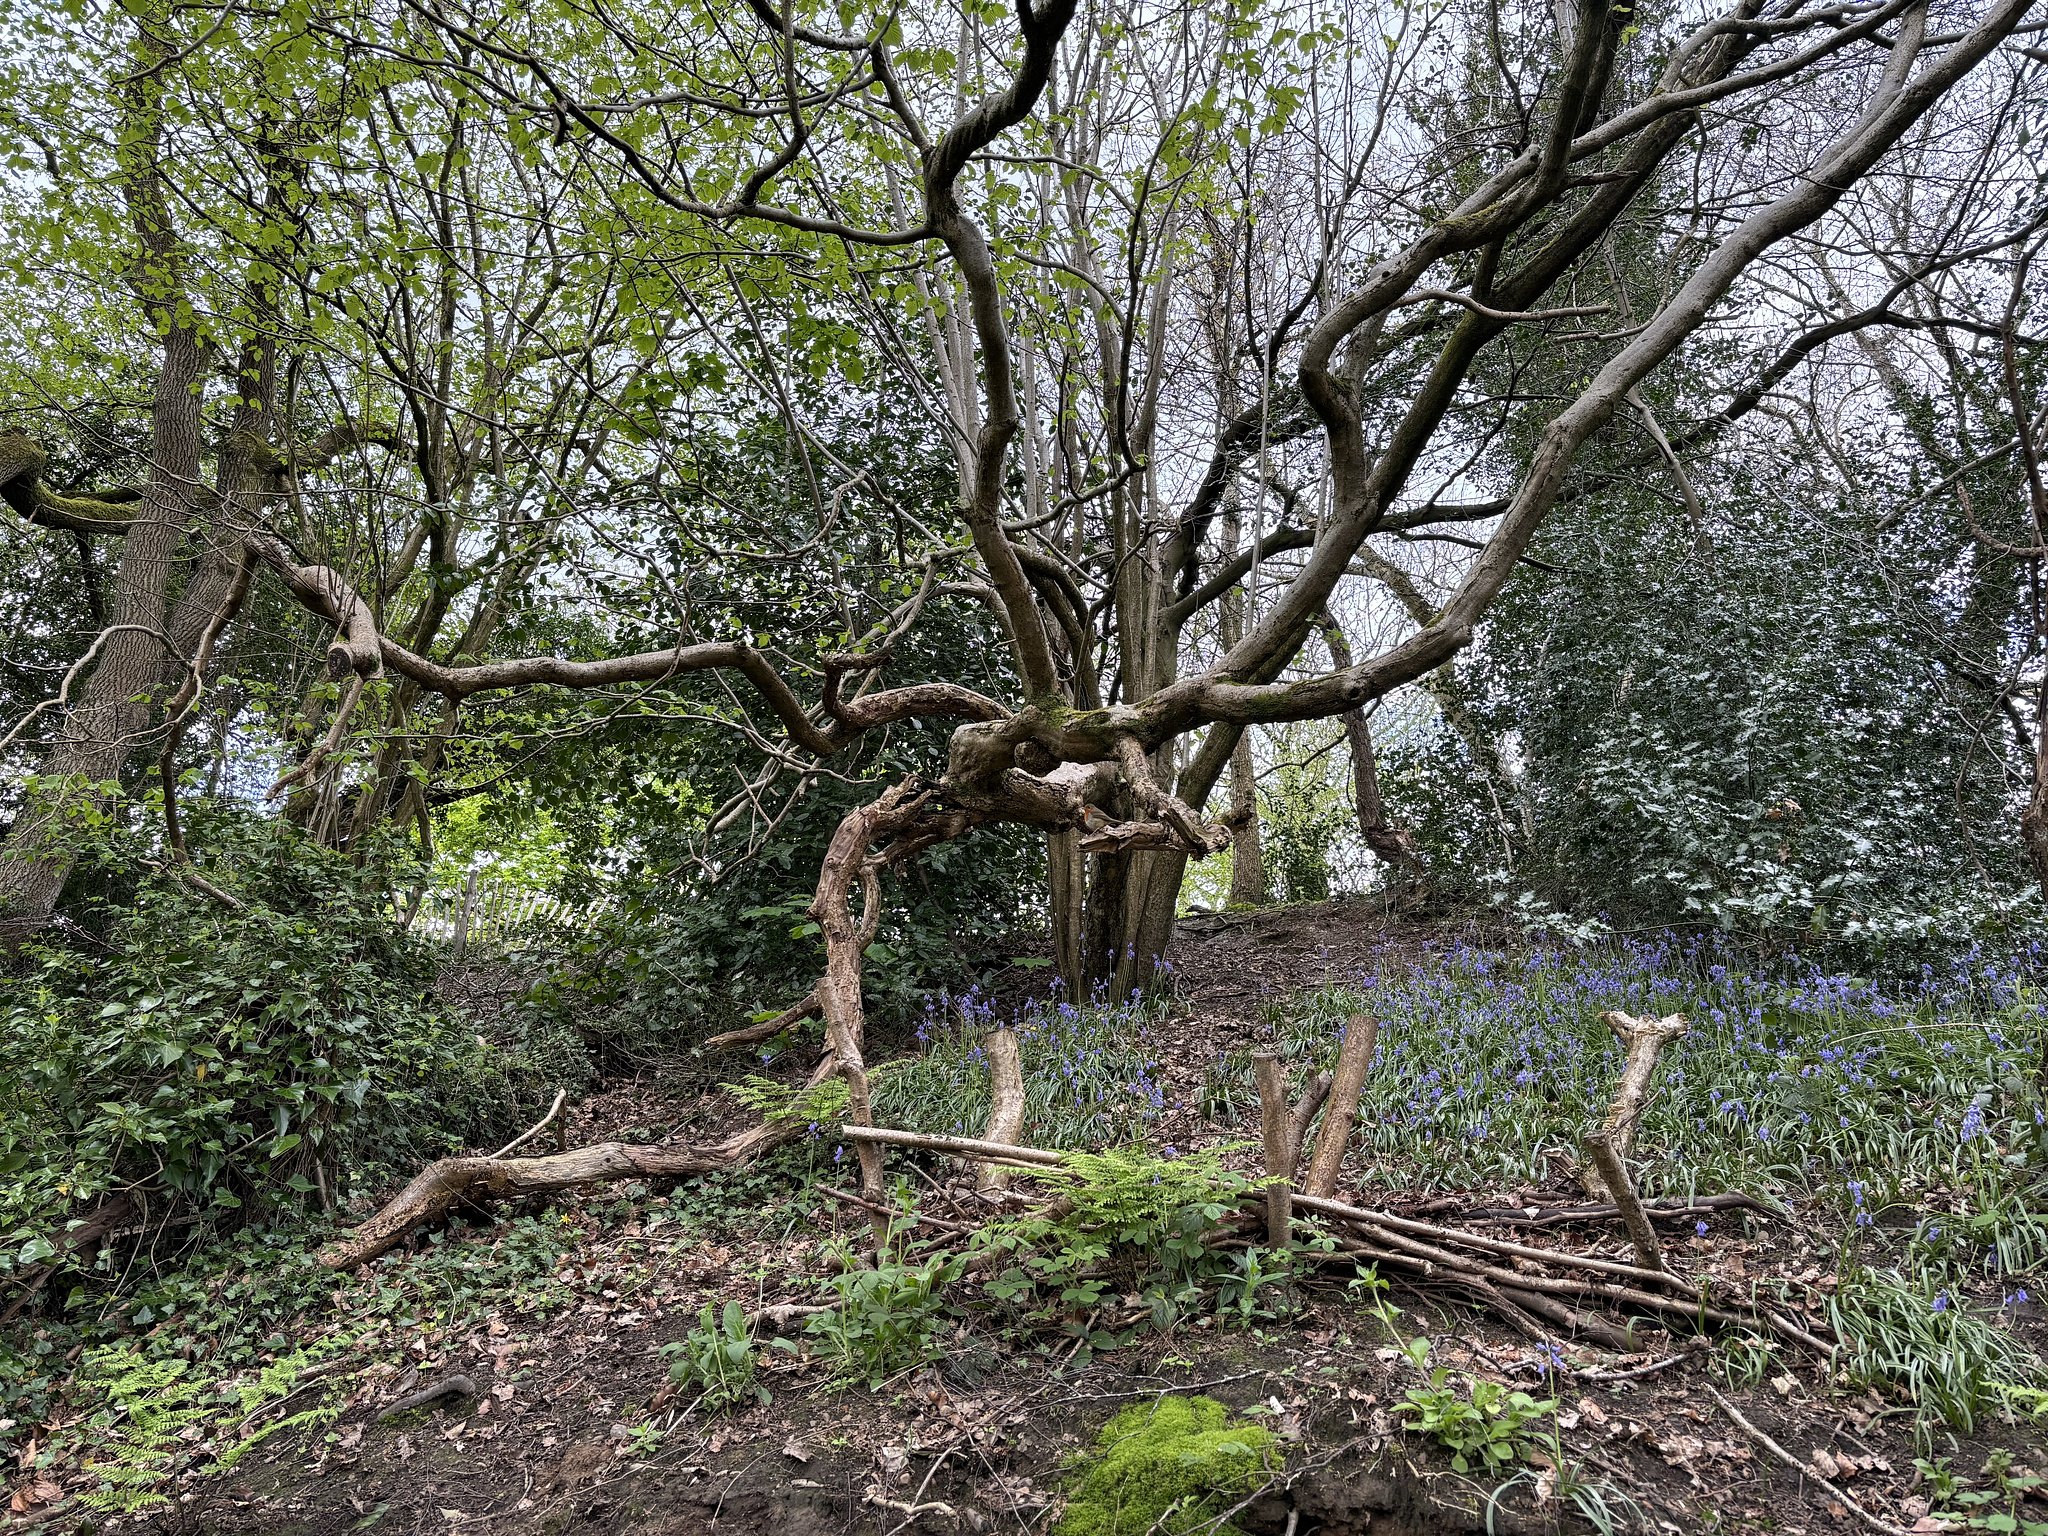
top-left (0, 809), bottom-right (536, 1286)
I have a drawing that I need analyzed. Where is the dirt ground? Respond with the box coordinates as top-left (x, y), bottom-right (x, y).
top-left (27, 900), bottom-right (2048, 1536)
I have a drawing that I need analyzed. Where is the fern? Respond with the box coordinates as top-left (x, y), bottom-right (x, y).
top-left (725, 1073), bottom-right (853, 1126)
top-left (78, 1340), bottom-right (351, 1510)
top-left (76, 1353), bottom-right (212, 1513)
top-left (969, 1145), bottom-right (1272, 1326)
top-left (1044, 1145), bottom-right (1267, 1239)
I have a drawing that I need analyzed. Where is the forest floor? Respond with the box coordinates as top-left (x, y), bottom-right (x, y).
top-left (13, 898), bottom-right (2048, 1536)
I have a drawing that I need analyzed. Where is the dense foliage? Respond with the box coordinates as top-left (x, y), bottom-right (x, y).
top-left (0, 809), bottom-right (542, 1282)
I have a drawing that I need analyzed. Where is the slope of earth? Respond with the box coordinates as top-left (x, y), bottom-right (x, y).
top-left (10, 901), bottom-right (2046, 1536)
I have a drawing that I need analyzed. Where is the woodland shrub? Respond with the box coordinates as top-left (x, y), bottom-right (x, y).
top-left (0, 808), bottom-right (538, 1286)
top-left (1395, 468), bottom-right (2045, 953)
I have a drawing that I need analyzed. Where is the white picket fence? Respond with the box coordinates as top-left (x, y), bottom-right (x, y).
top-left (400, 874), bottom-right (608, 952)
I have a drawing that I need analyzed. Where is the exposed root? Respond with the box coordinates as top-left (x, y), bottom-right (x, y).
top-left (2, 1191), bottom-right (139, 1322)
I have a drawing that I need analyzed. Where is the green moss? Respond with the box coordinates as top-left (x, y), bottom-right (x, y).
top-left (1054, 1395), bottom-right (1275, 1536)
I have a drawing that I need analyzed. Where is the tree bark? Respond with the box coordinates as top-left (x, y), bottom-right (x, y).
top-left (1577, 1010), bottom-right (1687, 1200)
top-left (0, 15), bottom-right (209, 938)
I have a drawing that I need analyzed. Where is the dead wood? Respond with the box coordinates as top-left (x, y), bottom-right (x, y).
top-left (976, 1026), bottom-right (1027, 1190)
top-left (317, 1122), bottom-right (801, 1271)
top-left (1292, 1192), bottom-right (1685, 1289)
top-left (813, 1184), bottom-right (974, 1235)
top-left (1579, 1009), bottom-right (1687, 1200)
top-left (1461, 1192), bottom-right (1768, 1227)
top-left (379, 1374), bottom-right (476, 1420)
top-left (1581, 1128), bottom-right (1664, 1272)
top-left (835, 1124), bottom-right (1064, 1168)
top-left (1301, 1014), bottom-right (1379, 1198)
top-left (1710, 1387), bottom-right (1910, 1536)
top-left (1284, 1070), bottom-right (1334, 1174)
top-left (1252, 1051), bottom-right (1294, 1248)
top-left (1491, 1284), bottom-right (1640, 1352)
top-left (489, 1088), bottom-right (567, 1160)
top-left (703, 993), bottom-right (821, 1053)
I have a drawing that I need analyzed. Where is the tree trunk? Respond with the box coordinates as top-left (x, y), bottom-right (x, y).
top-left (2023, 674), bottom-right (2048, 903)
top-left (1219, 485), bottom-right (1266, 907)
top-left (0, 287), bottom-right (206, 939)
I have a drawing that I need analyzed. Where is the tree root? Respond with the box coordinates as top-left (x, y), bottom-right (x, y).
top-left (1, 1191), bottom-right (139, 1321)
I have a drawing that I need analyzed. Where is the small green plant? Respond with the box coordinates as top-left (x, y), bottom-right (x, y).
top-left (724, 1074), bottom-right (851, 1127)
top-left (1053, 1395), bottom-right (1275, 1536)
top-left (76, 1340), bottom-right (346, 1512)
top-left (1394, 1371), bottom-right (1556, 1475)
top-left (803, 1249), bottom-right (965, 1388)
top-left (659, 1300), bottom-right (769, 1414)
top-left (1920, 1451), bottom-right (2048, 1536)
top-left (1213, 1247), bottom-right (1293, 1326)
top-left (972, 1145), bottom-right (1268, 1337)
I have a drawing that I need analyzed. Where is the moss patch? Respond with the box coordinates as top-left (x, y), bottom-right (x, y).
top-left (1054, 1395), bottom-right (1275, 1536)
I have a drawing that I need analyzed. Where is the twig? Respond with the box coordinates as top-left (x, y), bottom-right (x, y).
top-left (1708, 1387), bottom-right (1910, 1536)
top-left (835, 1125), bottom-right (1064, 1166)
top-left (812, 1183), bottom-right (972, 1234)
top-left (1578, 1351), bottom-right (1696, 1383)
top-left (489, 1090), bottom-right (568, 1160)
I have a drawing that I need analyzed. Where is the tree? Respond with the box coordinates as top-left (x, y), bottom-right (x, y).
top-left (3, 0), bottom-right (2039, 1025)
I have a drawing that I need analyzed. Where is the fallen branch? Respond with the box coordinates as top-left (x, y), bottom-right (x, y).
top-left (1, 1191), bottom-right (139, 1321)
top-left (703, 994), bottom-right (821, 1053)
top-left (813, 1183), bottom-right (973, 1234)
top-left (489, 1089), bottom-right (567, 1160)
top-left (1284, 1070), bottom-right (1333, 1175)
top-left (835, 1124), bottom-right (1064, 1167)
top-left (1462, 1193), bottom-right (1769, 1227)
top-left (318, 1122), bottom-right (803, 1270)
top-left (1709, 1387), bottom-right (1910, 1536)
